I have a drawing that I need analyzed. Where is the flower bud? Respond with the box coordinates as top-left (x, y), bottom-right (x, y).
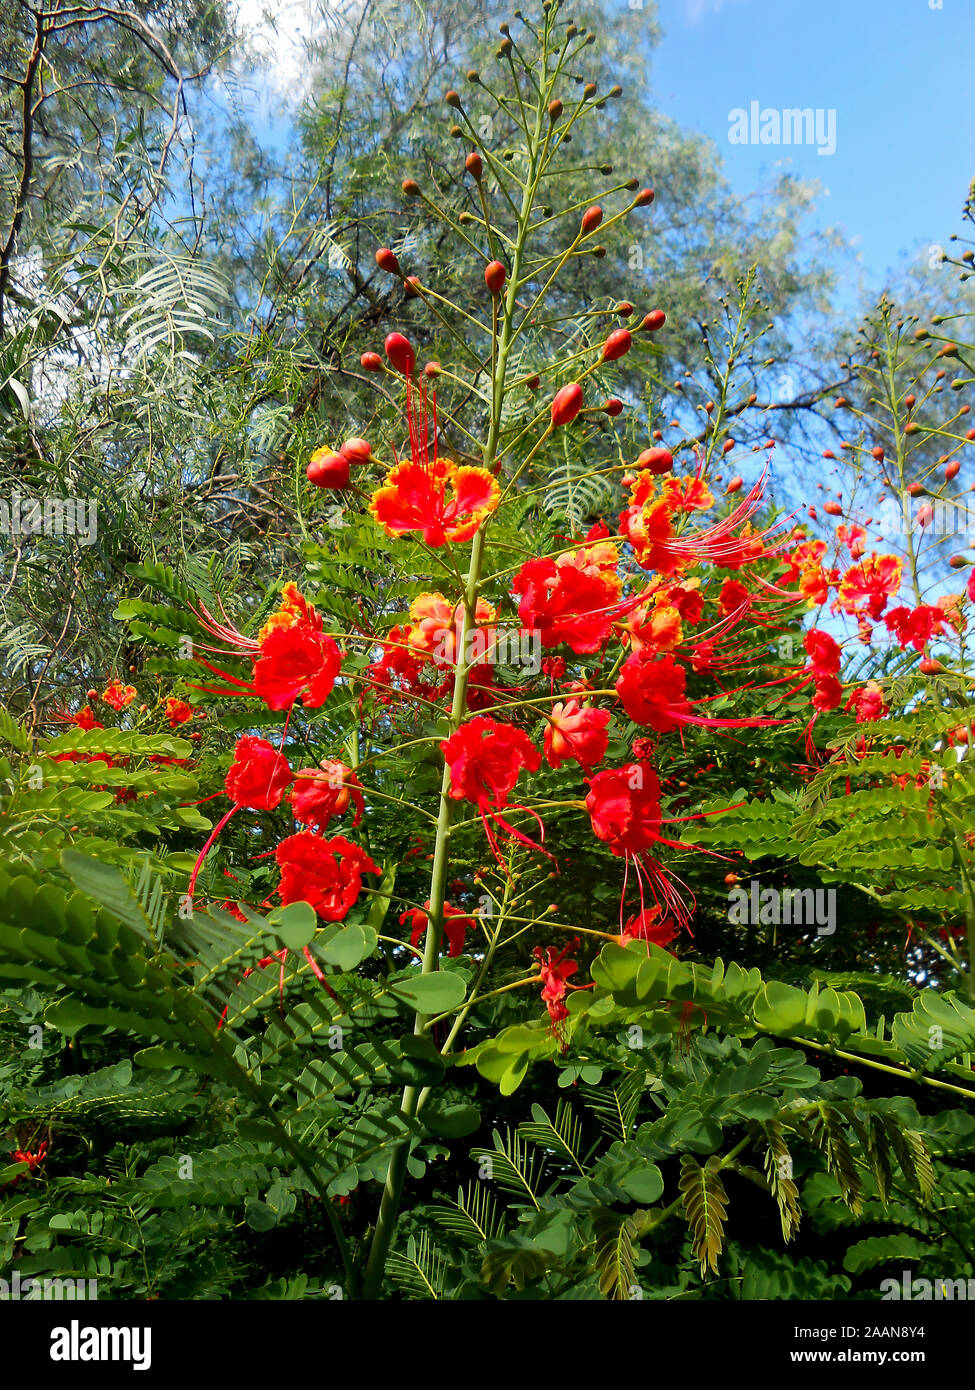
top-left (361, 352), bottom-right (382, 372)
top-left (603, 397), bottom-right (623, 416)
top-left (946, 460), bottom-right (961, 480)
top-left (341, 437), bottom-right (372, 463)
top-left (385, 332), bottom-right (415, 375)
top-left (548, 98), bottom-right (563, 120)
top-left (484, 260), bottom-right (507, 294)
top-left (725, 475), bottom-right (743, 495)
top-left (307, 450), bottom-right (350, 489)
top-left (445, 90), bottom-right (461, 108)
top-left (919, 657), bottom-right (944, 674)
top-left (375, 247), bottom-right (400, 274)
top-left (401, 178), bottom-right (421, 197)
top-left (823, 500), bottom-right (842, 515)
top-left (581, 205), bottom-right (603, 235)
top-left (633, 187), bottom-right (654, 206)
top-left (636, 446), bottom-right (672, 475)
top-left (641, 309), bottom-right (666, 332)
top-left (424, 361), bottom-right (441, 378)
top-left (465, 151), bottom-right (482, 180)
top-left (601, 328), bottom-right (631, 362)
top-left (404, 275), bottom-right (421, 297)
top-left (721, 438), bottom-right (735, 454)
top-left (551, 382), bottom-right (583, 427)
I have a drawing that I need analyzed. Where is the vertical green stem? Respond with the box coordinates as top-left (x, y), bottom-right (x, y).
top-left (360, 26), bottom-right (556, 1299)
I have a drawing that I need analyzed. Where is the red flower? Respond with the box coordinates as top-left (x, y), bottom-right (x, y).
top-left (616, 653), bottom-right (690, 733)
top-left (165, 697), bottom-right (196, 727)
top-left (225, 736), bottom-right (293, 811)
top-left (884, 605), bottom-right (944, 651)
top-left (275, 832), bottom-right (380, 921)
top-left (291, 761), bottom-right (365, 832)
top-left (846, 681), bottom-right (886, 723)
top-left (718, 578), bottom-right (750, 617)
top-left (544, 700), bottom-right (611, 771)
top-left (512, 552), bottom-right (624, 654)
top-left (586, 761), bottom-right (662, 857)
top-left (620, 905), bottom-right (678, 949)
top-left (401, 901), bottom-right (473, 957)
top-left (369, 371), bottom-right (498, 545)
top-left (835, 555), bottom-right (902, 620)
top-left (102, 679), bottom-right (136, 710)
top-left (804, 628), bottom-right (841, 675)
top-left (811, 674), bottom-right (843, 712)
top-left (192, 584), bottom-right (342, 712)
top-left (532, 940), bottom-right (580, 1030)
top-left (60, 705), bottom-right (102, 730)
top-left (442, 717), bottom-right (540, 808)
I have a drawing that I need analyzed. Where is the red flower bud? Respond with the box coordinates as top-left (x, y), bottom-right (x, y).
top-left (616, 301), bottom-right (634, 317)
top-left (946, 460), bottom-right (961, 480)
top-left (635, 446), bottom-right (673, 475)
top-left (402, 178), bottom-right (421, 197)
top-left (551, 382), bottom-right (583, 427)
top-left (361, 352), bottom-right (382, 372)
top-left (871, 446), bottom-right (884, 460)
top-left (526, 375), bottom-right (540, 390)
top-left (641, 309), bottom-right (666, 332)
top-left (601, 328), bottom-right (632, 362)
top-left (823, 500), bottom-right (842, 515)
top-left (484, 260), bottom-right (507, 294)
top-left (581, 205), bottom-right (603, 235)
top-left (341, 437), bottom-right (372, 463)
top-left (633, 187), bottom-right (654, 206)
top-left (465, 151), bottom-right (482, 180)
top-left (725, 475), bottom-right (743, 495)
top-left (307, 451), bottom-right (350, 489)
top-left (385, 332), bottom-right (415, 375)
top-left (603, 397), bottom-right (623, 416)
top-left (375, 247), bottom-right (400, 274)
top-left (424, 360), bottom-right (441, 378)
top-left (721, 438), bottom-right (735, 454)
top-left (919, 657), bottom-right (944, 674)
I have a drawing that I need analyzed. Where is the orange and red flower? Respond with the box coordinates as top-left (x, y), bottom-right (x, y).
top-left (544, 700), bottom-right (611, 771)
top-left (401, 901), bottom-right (473, 957)
top-left (291, 761), bottom-right (365, 832)
top-left (225, 736), bottom-right (293, 811)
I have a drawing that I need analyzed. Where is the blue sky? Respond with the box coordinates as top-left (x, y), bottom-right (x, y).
top-left (651, 0), bottom-right (975, 292)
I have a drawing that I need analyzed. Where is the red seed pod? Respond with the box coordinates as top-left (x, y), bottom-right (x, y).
top-left (721, 438), bottom-right (735, 454)
top-left (307, 450), bottom-right (350, 489)
top-left (581, 205), bottom-right (603, 235)
top-left (375, 247), bottom-right (400, 274)
top-left (725, 475), bottom-right (743, 495)
top-left (465, 151), bottom-right (482, 180)
top-left (603, 397), bottom-right (624, 417)
top-left (551, 382), bottom-right (583, 427)
top-left (360, 352), bottom-right (382, 372)
top-left (919, 657), bottom-right (944, 674)
top-left (823, 500), bottom-right (842, 516)
top-left (635, 446), bottom-right (673, 475)
top-left (633, 187), bottom-right (654, 206)
top-left (424, 361), bottom-right (441, 378)
top-left (484, 260), bottom-right (507, 294)
top-left (341, 437), bottom-right (372, 463)
top-left (385, 333), bottom-right (415, 374)
top-left (402, 178), bottom-right (421, 197)
top-left (641, 309), bottom-right (666, 332)
top-left (946, 460), bottom-right (961, 480)
top-left (601, 328), bottom-right (632, 362)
